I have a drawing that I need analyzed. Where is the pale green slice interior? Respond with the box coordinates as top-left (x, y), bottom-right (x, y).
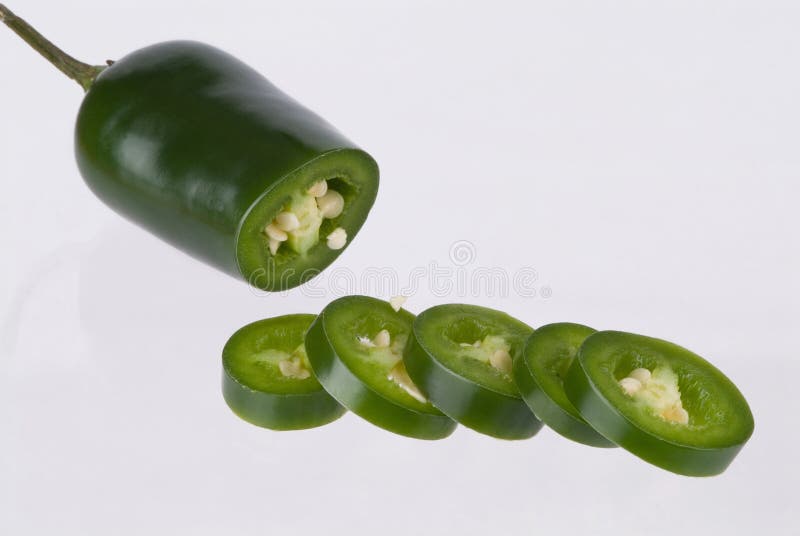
top-left (223, 314), bottom-right (322, 395)
top-left (415, 304), bottom-right (534, 397)
top-left (284, 192), bottom-right (325, 255)
top-left (323, 297), bottom-right (442, 414)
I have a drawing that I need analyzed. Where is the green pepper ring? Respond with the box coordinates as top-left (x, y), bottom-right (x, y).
top-left (222, 314), bottom-right (346, 430)
top-left (304, 296), bottom-right (456, 440)
top-left (404, 304), bottom-right (543, 440)
top-left (564, 331), bottom-right (754, 476)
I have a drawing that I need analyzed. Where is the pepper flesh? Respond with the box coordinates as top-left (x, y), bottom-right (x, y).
top-left (564, 330), bottom-right (754, 476)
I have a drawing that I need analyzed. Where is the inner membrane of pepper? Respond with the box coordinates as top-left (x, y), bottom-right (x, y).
top-left (356, 329), bottom-right (427, 403)
top-left (262, 179), bottom-right (347, 256)
top-left (619, 365), bottom-right (689, 424)
top-left (254, 343), bottom-right (313, 380)
top-left (459, 334), bottom-right (514, 375)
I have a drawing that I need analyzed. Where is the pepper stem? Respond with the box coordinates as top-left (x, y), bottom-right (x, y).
top-left (0, 4), bottom-right (105, 92)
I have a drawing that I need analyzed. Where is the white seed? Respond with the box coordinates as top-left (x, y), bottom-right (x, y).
top-left (389, 295), bottom-right (407, 312)
top-left (268, 238), bottom-right (281, 255)
top-left (662, 406), bottom-right (689, 425)
top-left (489, 349), bottom-right (513, 374)
top-left (459, 342), bottom-right (472, 347)
top-left (275, 211), bottom-right (300, 232)
top-left (265, 223), bottom-right (288, 241)
top-left (307, 180), bottom-right (328, 197)
top-left (619, 377), bottom-right (643, 395)
top-left (629, 368), bottom-right (652, 385)
top-left (358, 336), bottom-right (375, 348)
top-left (327, 227), bottom-right (347, 250)
top-left (388, 362), bottom-right (427, 403)
top-left (317, 190), bottom-right (344, 219)
top-left (278, 358), bottom-right (311, 380)
top-left (374, 329), bottom-right (391, 348)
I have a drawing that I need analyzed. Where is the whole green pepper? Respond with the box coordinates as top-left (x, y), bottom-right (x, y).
top-left (1, 5), bottom-right (379, 290)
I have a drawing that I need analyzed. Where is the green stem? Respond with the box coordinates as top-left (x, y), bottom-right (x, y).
top-left (0, 3), bottom-right (105, 92)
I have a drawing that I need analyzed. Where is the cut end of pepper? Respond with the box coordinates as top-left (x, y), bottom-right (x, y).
top-left (236, 149), bottom-right (379, 291)
top-left (262, 178), bottom-right (346, 257)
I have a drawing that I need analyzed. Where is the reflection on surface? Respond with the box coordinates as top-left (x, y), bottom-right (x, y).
top-left (1, 243), bottom-right (87, 362)
top-left (1, 223), bottom-right (331, 530)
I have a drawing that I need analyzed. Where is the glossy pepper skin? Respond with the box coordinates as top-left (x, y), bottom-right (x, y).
top-left (75, 41), bottom-right (378, 289)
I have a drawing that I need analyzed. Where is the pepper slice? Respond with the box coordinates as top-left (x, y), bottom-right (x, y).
top-left (404, 304), bottom-right (542, 439)
top-left (222, 314), bottom-right (346, 430)
top-left (564, 331), bottom-right (754, 476)
top-left (513, 323), bottom-right (615, 447)
top-left (304, 296), bottom-right (456, 440)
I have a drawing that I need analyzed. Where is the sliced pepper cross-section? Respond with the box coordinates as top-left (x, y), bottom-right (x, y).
top-left (304, 296), bottom-right (456, 440)
top-left (222, 314), bottom-right (346, 430)
top-left (513, 322), bottom-right (616, 447)
top-left (403, 304), bottom-right (542, 440)
top-left (564, 331), bottom-right (754, 476)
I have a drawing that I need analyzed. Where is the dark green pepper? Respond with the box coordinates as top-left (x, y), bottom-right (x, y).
top-left (2, 5), bottom-right (378, 290)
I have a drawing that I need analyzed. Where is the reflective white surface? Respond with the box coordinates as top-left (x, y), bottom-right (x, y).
top-left (1, 1), bottom-right (798, 534)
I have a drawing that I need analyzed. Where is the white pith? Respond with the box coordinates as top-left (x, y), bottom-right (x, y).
top-left (265, 344), bottom-right (312, 380)
top-left (387, 361), bottom-right (427, 403)
top-left (618, 366), bottom-right (689, 425)
top-left (461, 335), bottom-right (513, 375)
top-left (278, 357), bottom-right (311, 380)
top-left (356, 328), bottom-right (427, 403)
top-left (262, 179), bottom-right (347, 255)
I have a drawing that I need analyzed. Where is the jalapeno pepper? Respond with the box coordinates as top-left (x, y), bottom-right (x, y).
top-left (404, 304), bottom-right (542, 439)
top-left (1, 5), bottom-right (379, 290)
top-left (222, 314), bottom-right (346, 430)
top-left (513, 323), bottom-right (615, 447)
top-left (304, 296), bottom-right (456, 439)
top-left (564, 331), bottom-right (754, 476)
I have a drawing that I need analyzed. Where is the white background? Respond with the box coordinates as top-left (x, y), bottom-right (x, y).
top-left (1, 1), bottom-right (798, 534)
